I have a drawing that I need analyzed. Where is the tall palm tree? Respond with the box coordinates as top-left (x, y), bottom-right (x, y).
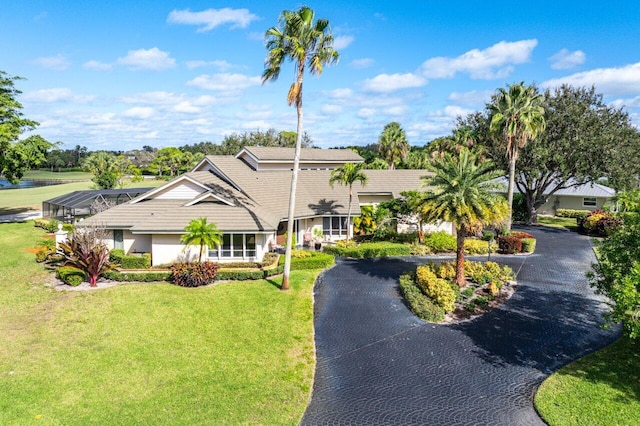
top-left (329, 163), bottom-right (368, 241)
top-left (180, 218), bottom-right (223, 263)
top-left (262, 6), bottom-right (339, 290)
top-left (378, 122), bottom-right (409, 170)
top-left (421, 148), bottom-right (508, 286)
top-left (488, 82), bottom-right (546, 230)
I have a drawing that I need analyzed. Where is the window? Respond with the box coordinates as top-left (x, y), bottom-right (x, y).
top-left (208, 233), bottom-right (257, 259)
top-left (113, 230), bottom-right (124, 250)
top-left (583, 197), bottom-right (597, 207)
top-left (323, 216), bottom-right (348, 237)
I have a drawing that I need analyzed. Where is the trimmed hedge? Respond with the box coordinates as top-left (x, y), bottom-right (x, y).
top-left (556, 209), bottom-right (591, 219)
top-left (398, 272), bottom-right (445, 322)
top-left (323, 242), bottom-right (411, 258)
top-left (34, 218), bottom-right (74, 233)
top-left (521, 238), bottom-right (536, 253)
top-left (102, 270), bottom-right (171, 282)
top-left (109, 249), bottom-right (151, 269)
top-left (497, 235), bottom-right (523, 254)
top-left (56, 266), bottom-right (86, 286)
top-left (423, 231), bottom-right (456, 252)
top-left (415, 265), bottom-right (456, 312)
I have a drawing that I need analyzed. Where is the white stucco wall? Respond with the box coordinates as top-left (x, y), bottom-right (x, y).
top-left (124, 231), bottom-right (151, 254)
top-left (537, 195), bottom-right (613, 215)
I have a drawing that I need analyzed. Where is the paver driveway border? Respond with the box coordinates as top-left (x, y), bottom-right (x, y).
top-left (301, 226), bottom-right (620, 425)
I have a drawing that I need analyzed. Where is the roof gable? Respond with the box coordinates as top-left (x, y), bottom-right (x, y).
top-left (236, 146), bottom-right (363, 171)
top-left (131, 175), bottom-right (210, 203)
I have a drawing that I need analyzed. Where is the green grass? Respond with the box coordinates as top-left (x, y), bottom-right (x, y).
top-left (23, 170), bottom-right (94, 180)
top-left (0, 222), bottom-right (317, 425)
top-left (535, 336), bottom-right (640, 426)
top-left (537, 215), bottom-right (579, 231)
top-left (0, 179), bottom-right (163, 214)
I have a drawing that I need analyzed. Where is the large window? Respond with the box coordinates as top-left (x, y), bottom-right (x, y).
top-left (583, 197), bottom-right (597, 207)
top-left (323, 216), bottom-right (348, 237)
top-left (208, 233), bottom-right (257, 259)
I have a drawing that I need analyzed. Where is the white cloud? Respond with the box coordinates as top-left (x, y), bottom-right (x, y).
top-left (384, 106), bottom-right (407, 116)
top-left (361, 73), bottom-right (426, 93)
top-left (357, 108), bottom-right (376, 118)
top-left (167, 8), bottom-right (258, 32)
top-left (610, 96), bottom-right (640, 109)
top-left (333, 35), bottom-right (354, 50)
top-left (24, 88), bottom-right (94, 103)
top-left (173, 102), bottom-right (201, 113)
top-left (121, 91), bottom-right (180, 105)
top-left (186, 59), bottom-right (233, 70)
top-left (420, 39), bottom-right (538, 79)
top-left (32, 54), bottom-right (69, 71)
top-left (350, 58), bottom-right (375, 69)
top-left (330, 88), bottom-right (353, 99)
top-left (122, 107), bottom-right (155, 119)
top-left (241, 120), bottom-right (271, 129)
top-left (541, 62), bottom-right (640, 96)
top-left (549, 49), bottom-right (586, 70)
top-left (83, 60), bottom-right (113, 71)
top-left (117, 47), bottom-right (176, 71)
top-left (321, 104), bottom-right (343, 114)
top-left (448, 90), bottom-right (493, 106)
top-left (187, 73), bottom-right (261, 91)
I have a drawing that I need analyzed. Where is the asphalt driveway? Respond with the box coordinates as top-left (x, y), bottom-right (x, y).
top-left (301, 226), bottom-right (620, 425)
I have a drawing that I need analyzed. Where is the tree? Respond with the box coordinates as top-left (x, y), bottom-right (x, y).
top-left (262, 5), bottom-right (339, 290)
top-left (82, 151), bottom-right (140, 189)
top-left (421, 148), bottom-right (508, 286)
top-left (329, 163), bottom-right (368, 241)
top-left (488, 82), bottom-right (546, 230)
top-left (476, 85), bottom-right (640, 223)
top-left (378, 122), bottom-right (409, 170)
top-left (0, 71), bottom-right (42, 183)
top-left (588, 213), bottom-right (640, 338)
top-left (180, 218), bottom-right (223, 263)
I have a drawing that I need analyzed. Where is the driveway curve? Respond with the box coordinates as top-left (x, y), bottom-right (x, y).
top-left (301, 226), bottom-right (620, 425)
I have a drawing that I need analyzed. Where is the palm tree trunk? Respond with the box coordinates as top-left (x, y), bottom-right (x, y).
top-left (506, 156), bottom-right (516, 231)
top-left (455, 231), bottom-right (465, 287)
top-left (282, 75), bottom-right (304, 291)
top-left (346, 187), bottom-right (352, 241)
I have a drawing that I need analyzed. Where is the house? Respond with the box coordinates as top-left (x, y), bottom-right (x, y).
top-left (497, 177), bottom-right (616, 215)
top-left (534, 181), bottom-right (616, 215)
top-left (83, 146), bottom-right (448, 266)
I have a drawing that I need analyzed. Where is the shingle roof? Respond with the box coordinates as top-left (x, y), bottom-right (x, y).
top-left (237, 146), bottom-right (363, 162)
top-left (86, 149), bottom-right (433, 234)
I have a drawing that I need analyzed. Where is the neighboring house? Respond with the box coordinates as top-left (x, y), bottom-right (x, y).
top-left (83, 146), bottom-right (448, 266)
top-left (497, 178), bottom-right (616, 215)
top-left (534, 181), bottom-right (616, 215)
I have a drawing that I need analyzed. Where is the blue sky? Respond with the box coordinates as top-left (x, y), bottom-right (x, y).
top-left (3, 1), bottom-right (640, 151)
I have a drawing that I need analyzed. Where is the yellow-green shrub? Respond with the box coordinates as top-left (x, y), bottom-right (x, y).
top-left (582, 213), bottom-right (606, 231)
top-left (464, 238), bottom-right (497, 254)
top-left (415, 265), bottom-right (456, 312)
top-left (436, 261), bottom-right (456, 280)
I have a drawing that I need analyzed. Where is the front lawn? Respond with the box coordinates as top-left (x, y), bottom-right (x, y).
top-left (536, 215), bottom-right (579, 231)
top-left (0, 222), bottom-right (317, 425)
top-left (535, 336), bottom-right (640, 425)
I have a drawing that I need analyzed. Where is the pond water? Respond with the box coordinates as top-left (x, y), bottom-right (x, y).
top-left (0, 179), bottom-right (66, 190)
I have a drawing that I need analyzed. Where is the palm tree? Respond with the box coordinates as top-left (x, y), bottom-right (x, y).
top-left (488, 82), bottom-right (546, 230)
top-left (421, 148), bottom-right (508, 286)
top-left (329, 163), bottom-right (369, 241)
top-left (180, 218), bottom-right (223, 263)
top-left (262, 6), bottom-right (339, 290)
top-left (378, 122), bottom-right (409, 170)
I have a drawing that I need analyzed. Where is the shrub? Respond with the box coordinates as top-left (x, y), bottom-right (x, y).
top-left (474, 296), bottom-right (490, 309)
top-left (323, 242), bottom-right (410, 258)
top-left (464, 238), bottom-right (495, 254)
top-left (510, 231), bottom-right (534, 239)
top-left (521, 238), bottom-right (536, 253)
top-left (582, 212), bottom-right (607, 231)
top-left (497, 236), bottom-right (522, 254)
top-left (398, 273), bottom-right (445, 322)
top-left (260, 252), bottom-right (280, 268)
top-left (170, 262), bottom-right (219, 287)
top-left (423, 231), bottom-right (456, 252)
top-left (291, 252), bottom-right (335, 270)
top-left (435, 261), bottom-right (456, 280)
top-left (594, 215), bottom-right (623, 237)
top-left (58, 227), bottom-right (114, 286)
top-left (408, 244), bottom-right (432, 256)
top-left (109, 249), bottom-right (151, 269)
top-left (102, 270), bottom-right (171, 282)
top-left (556, 209), bottom-right (591, 219)
top-left (216, 269), bottom-right (270, 281)
top-left (415, 265), bottom-right (456, 312)
top-left (56, 266), bottom-right (86, 286)
top-left (291, 249), bottom-right (312, 258)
